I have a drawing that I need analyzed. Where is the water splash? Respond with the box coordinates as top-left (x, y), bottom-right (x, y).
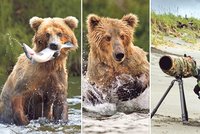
top-left (82, 77), bottom-right (105, 105)
top-left (4, 33), bottom-right (23, 57)
top-left (82, 74), bottom-right (149, 115)
top-left (6, 33), bottom-right (23, 47)
top-left (83, 75), bottom-right (149, 134)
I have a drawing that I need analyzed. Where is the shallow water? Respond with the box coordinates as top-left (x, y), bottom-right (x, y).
top-left (83, 112), bottom-right (149, 134)
top-left (0, 76), bottom-right (81, 134)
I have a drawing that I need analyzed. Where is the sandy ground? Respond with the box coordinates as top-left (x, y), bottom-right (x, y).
top-left (151, 41), bottom-right (200, 133)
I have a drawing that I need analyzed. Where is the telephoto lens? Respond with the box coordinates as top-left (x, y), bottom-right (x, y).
top-left (159, 55), bottom-right (197, 78)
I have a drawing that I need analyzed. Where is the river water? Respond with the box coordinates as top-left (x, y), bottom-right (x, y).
top-left (83, 112), bottom-right (149, 134)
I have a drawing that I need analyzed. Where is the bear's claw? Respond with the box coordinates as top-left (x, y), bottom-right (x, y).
top-left (115, 74), bottom-right (148, 101)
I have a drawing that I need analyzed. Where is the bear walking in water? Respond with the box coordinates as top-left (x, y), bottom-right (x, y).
top-left (0, 16), bottom-right (78, 125)
top-left (83, 14), bottom-right (149, 113)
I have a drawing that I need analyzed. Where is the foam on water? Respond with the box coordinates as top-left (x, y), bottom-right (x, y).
top-left (84, 103), bottom-right (117, 116)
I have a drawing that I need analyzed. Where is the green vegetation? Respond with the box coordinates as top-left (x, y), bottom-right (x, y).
top-left (0, 0), bottom-right (81, 86)
top-left (0, 0), bottom-right (149, 86)
top-left (152, 12), bottom-right (200, 46)
top-left (83, 0), bottom-right (149, 60)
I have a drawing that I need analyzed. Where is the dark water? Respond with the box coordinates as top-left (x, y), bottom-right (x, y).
top-left (0, 76), bottom-right (81, 134)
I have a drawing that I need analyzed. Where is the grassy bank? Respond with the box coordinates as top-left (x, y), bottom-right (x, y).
top-left (151, 12), bottom-right (200, 46)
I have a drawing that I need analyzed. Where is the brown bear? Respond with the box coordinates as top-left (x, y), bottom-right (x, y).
top-left (84, 14), bottom-right (149, 109)
top-left (0, 16), bottom-right (78, 125)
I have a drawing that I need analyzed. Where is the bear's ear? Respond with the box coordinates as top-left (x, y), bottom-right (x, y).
top-left (64, 16), bottom-right (79, 30)
top-left (87, 14), bottom-right (101, 31)
top-left (29, 16), bottom-right (44, 31)
top-left (121, 13), bottom-right (138, 28)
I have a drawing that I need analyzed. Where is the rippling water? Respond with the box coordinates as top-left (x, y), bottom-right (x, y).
top-left (0, 76), bottom-right (81, 134)
top-left (83, 110), bottom-right (149, 134)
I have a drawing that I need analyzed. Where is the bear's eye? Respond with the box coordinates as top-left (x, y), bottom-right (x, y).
top-left (120, 35), bottom-right (125, 40)
top-left (57, 32), bottom-right (62, 37)
top-left (46, 33), bottom-right (50, 38)
top-left (105, 35), bottom-right (111, 42)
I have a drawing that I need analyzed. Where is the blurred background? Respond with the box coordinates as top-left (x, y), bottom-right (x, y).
top-left (0, 0), bottom-right (81, 87)
top-left (83, 0), bottom-right (149, 63)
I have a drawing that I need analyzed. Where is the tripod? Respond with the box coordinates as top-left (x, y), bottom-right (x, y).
top-left (151, 76), bottom-right (188, 124)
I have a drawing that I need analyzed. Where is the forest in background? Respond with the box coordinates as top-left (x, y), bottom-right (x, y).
top-left (0, 0), bottom-right (149, 86)
top-left (83, 0), bottom-right (149, 60)
top-left (0, 0), bottom-right (81, 86)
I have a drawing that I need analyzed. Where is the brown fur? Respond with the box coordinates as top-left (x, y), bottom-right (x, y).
top-left (86, 14), bottom-right (149, 89)
top-left (0, 16), bottom-right (78, 125)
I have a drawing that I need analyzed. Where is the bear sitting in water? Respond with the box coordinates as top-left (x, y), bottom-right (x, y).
top-left (0, 16), bottom-right (78, 125)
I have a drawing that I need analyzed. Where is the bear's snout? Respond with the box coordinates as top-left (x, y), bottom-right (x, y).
top-left (114, 52), bottom-right (125, 62)
top-left (113, 42), bottom-right (125, 62)
top-left (115, 52), bottom-right (124, 61)
top-left (49, 43), bottom-right (59, 50)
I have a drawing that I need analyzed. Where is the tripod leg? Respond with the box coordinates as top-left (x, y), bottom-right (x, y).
top-left (151, 79), bottom-right (176, 118)
top-left (178, 78), bottom-right (188, 123)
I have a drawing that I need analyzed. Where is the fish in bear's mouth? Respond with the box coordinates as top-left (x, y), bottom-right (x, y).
top-left (22, 42), bottom-right (74, 63)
